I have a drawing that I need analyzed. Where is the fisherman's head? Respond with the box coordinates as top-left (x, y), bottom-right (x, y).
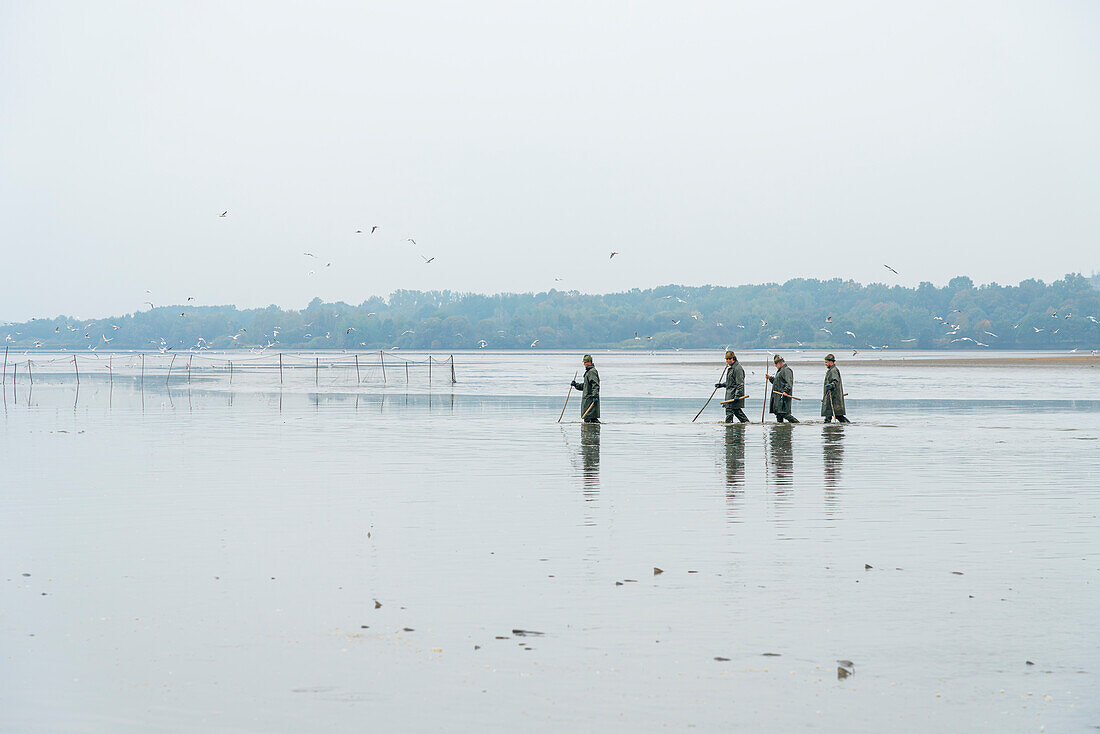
top-left (582, 354), bottom-right (593, 367)
top-left (725, 350), bottom-right (736, 364)
top-left (824, 353), bottom-right (836, 367)
top-left (773, 354), bottom-right (784, 367)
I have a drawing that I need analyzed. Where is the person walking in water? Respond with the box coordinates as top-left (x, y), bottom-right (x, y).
top-left (571, 354), bottom-right (601, 423)
top-left (821, 353), bottom-right (850, 423)
top-left (715, 350), bottom-right (749, 423)
top-left (766, 354), bottom-right (799, 423)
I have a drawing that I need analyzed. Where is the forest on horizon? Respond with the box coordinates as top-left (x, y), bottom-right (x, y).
top-left (5, 274), bottom-right (1100, 353)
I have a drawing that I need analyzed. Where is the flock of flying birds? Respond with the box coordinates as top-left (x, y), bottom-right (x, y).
top-left (4, 220), bottom-right (1100, 356)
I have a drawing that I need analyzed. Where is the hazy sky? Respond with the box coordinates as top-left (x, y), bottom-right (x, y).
top-left (2, 1), bottom-right (1099, 321)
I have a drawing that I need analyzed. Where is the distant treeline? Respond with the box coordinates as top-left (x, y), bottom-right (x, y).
top-left (6, 274), bottom-right (1100, 352)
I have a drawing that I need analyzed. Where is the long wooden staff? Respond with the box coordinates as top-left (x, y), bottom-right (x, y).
top-left (692, 365), bottom-right (727, 423)
top-left (558, 371), bottom-right (578, 423)
top-left (720, 396), bottom-right (750, 404)
top-left (775, 391), bottom-right (802, 401)
top-left (761, 359), bottom-right (770, 423)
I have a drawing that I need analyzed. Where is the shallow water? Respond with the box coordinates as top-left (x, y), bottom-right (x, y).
top-left (2, 352), bottom-right (1098, 732)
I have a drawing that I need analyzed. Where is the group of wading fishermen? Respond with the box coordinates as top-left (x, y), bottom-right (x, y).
top-left (569, 352), bottom-right (849, 423)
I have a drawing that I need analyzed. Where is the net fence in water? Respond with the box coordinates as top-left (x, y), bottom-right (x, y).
top-left (0, 348), bottom-right (457, 388)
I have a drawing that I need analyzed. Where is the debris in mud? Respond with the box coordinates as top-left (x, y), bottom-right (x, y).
top-left (512, 629), bottom-right (544, 637)
top-left (714, 657), bottom-right (730, 662)
top-left (837, 660), bottom-right (855, 679)
top-left (653, 567), bottom-right (663, 575)
top-left (374, 600), bottom-right (382, 609)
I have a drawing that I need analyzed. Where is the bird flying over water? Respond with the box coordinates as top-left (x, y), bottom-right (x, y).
top-left (671, 319), bottom-right (680, 325)
top-left (530, 339), bottom-right (539, 347)
top-left (845, 330), bottom-right (856, 338)
top-left (983, 331), bottom-right (998, 338)
top-left (819, 328), bottom-right (831, 334)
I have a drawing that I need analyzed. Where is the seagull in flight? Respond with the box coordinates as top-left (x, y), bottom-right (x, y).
top-left (303, 252), bottom-right (317, 258)
top-left (845, 330), bottom-right (856, 338)
top-left (819, 328), bottom-right (832, 334)
top-left (346, 327), bottom-right (356, 334)
top-left (219, 211), bottom-right (227, 217)
top-left (530, 339), bottom-right (539, 347)
top-left (760, 319), bottom-right (768, 328)
top-left (400, 330), bottom-right (415, 336)
top-left (901, 338), bottom-right (917, 342)
top-left (609, 252), bottom-right (619, 259)
top-left (371, 226), bottom-right (379, 234)
top-left (825, 316), bottom-right (832, 323)
top-left (421, 255), bottom-right (435, 264)
top-left (983, 331), bottom-right (998, 338)
top-left (406, 238), bottom-right (417, 245)
top-left (671, 319), bottom-right (680, 325)
top-left (1033, 327), bottom-right (1045, 333)
top-left (477, 340), bottom-right (488, 348)
top-left (884, 264), bottom-right (899, 275)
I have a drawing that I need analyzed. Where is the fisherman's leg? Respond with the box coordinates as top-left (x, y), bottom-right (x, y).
top-left (724, 406), bottom-right (736, 423)
top-left (775, 415), bottom-right (785, 423)
top-left (733, 408), bottom-right (749, 423)
top-left (837, 415), bottom-right (850, 423)
top-left (786, 414), bottom-right (799, 423)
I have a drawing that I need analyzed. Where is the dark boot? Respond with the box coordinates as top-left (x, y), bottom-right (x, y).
top-left (837, 415), bottom-right (850, 423)
top-left (786, 415), bottom-right (800, 423)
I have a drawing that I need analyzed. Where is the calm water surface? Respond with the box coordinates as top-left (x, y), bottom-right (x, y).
top-left (2, 351), bottom-right (1098, 732)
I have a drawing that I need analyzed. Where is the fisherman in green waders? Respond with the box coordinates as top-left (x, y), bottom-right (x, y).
top-left (766, 354), bottom-right (799, 423)
top-left (570, 354), bottom-right (601, 423)
top-left (821, 353), bottom-right (850, 423)
top-left (715, 350), bottom-right (749, 423)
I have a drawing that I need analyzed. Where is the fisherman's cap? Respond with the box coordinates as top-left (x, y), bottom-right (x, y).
top-left (825, 353), bottom-right (836, 361)
top-left (725, 350), bottom-right (736, 360)
top-left (773, 354), bottom-right (783, 364)
top-left (582, 354), bottom-right (593, 363)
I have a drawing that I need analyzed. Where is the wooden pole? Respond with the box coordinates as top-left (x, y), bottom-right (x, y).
top-left (27, 360), bottom-right (32, 386)
top-left (720, 396), bottom-right (751, 404)
top-left (2, 345), bottom-right (7, 386)
top-left (692, 365), bottom-right (728, 423)
top-left (187, 355), bottom-right (192, 383)
top-left (315, 357), bottom-right (319, 386)
top-left (279, 353), bottom-right (284, 385)
top-left (429, 357), bottom-right (432, 384)
top-left (354, 354), bottom-right (360, 383)
top-left (405, 361), bottom-right (409, 384)
top-left (166, 354), bottom-right (176, 385)
top-left (229, 360), bottom-right (233, 385)
top-left (75, 355), bottom-right (81, 384)
top-left (761, 359), bottom-right (769, 423)
top-left (450, 355), bottom-right (456, 384)
top-left (558, 370), bottom-right (578, 423)
top-left (140, 353), bottom-right (145, 389)
top-left (379, 351), bottom-right (386, 383)
top-left (774, 391), bottom-right (802, 401)
top-left (106, 355), bottom-right (110, 384)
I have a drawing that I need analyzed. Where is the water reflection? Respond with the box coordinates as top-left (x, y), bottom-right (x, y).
top-left (579, 423), bottom-right (601, 499)
top-left (766, 424), bottom-right (794, 488)
top-left (722, 424), bottom-right (746, 521)
top-left (822, 424), bottom-right (846, 486)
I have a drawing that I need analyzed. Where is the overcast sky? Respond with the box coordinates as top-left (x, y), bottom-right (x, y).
top-left (2, 1), bottom-right (1098, 321)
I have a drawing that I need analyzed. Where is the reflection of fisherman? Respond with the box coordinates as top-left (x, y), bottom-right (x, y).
top-left (766, 355), bottom-right (799, 423)
top-left (723, 424), bottom-right (746, 490)
top-left (768, 423), bottom-right (794, 485)
top-left (715, 350), bottom-right (749, 423)
top-left (570, 354), bottom-right (600, 423)
top-left (822, 423), bottom-right (845, 486)
top-left (821, 353), bottom-right (849, 423)
top-left (580, 423), bottom-right (601, 494)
